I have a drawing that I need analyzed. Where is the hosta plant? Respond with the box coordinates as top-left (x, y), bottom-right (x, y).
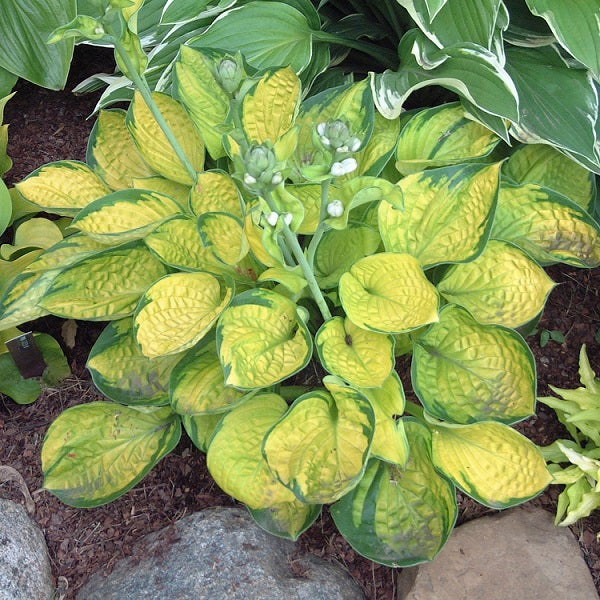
top-left (4, 9), bottom-right (600, 565)
top-left (539, 346), bottom-right (600, 527)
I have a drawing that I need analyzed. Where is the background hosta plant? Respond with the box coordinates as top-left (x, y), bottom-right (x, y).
top-left (4, 2), bottom-right (600, 566)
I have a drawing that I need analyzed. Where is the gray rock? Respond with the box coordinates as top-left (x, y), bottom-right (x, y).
top-left (77, 506), bottom-right (365, 600)
top-left (0, 499), bottom-right (54, 600)
top-left (398, 506), bottom-right (598, 600)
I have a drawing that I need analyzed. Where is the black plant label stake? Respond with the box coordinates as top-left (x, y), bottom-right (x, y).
top-left (6, 332), bottom-right (47, 378)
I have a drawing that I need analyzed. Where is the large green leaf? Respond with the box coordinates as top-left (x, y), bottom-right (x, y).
top-left (379, 163), bottom-right (500, 269)
top-left (207, 393), bottom-right (300, 509)
top-left (134, 272), bottom-right (232, 358)
top-left (181, 412), bottom-right (223, 453)
top-left (505, 46), bottom-right (599, 173)
top-left (216, 288), bottom-right (312, 389)
top-left (0, 0), bottom-right (75, 89)
top-left (430, 420), bottom-right (552, 508)
top-left (42, 403), bottom-right (180, 507)
top-left (491, 181), bottom-right (600, 267)
top-left (437, 239), bottom-right (555, 328)
top-left (189, 2), bottom-right (314, 74)
top-left (526, 0), bottom-right (600, 79)
top-left (263, 377), bottom-right (375, 504)
top-left (331, 421), bottom-right (457, 567)
top-left (339, 253), bottom-right (439, 334)
top-left (87, 319), bottom-right (181, 406)
top-left (412, 305), bottom-right (536, 424)
top-left (372, 29), bottom-right (518, 122)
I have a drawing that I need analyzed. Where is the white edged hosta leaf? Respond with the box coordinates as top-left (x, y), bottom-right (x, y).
top-left (71, 190), bottom-right (182, 244)
top-left (412, 305), bottom-right (536, 424)
top-left (169, 335), bottom-right (244, 416)
top-left (491, 181), bottom-right (600, 267)
top-left (249, 501), bottom-right (321, 541)
top-left (339, 253), bottom-right (439, 334)
top-left (430, 420), bottom-right (552, 508)
top-left (189, 170), bottom-right (243, 219)
top-left (437, 239), bottom-right (555, 328)
top-left (216, 288), bottom-right (312, 389)
top-left (197, 212), bottom-right (249, 265)
top-left (42, 403), bottom-right (180, 507)
top-left (173, 45), bottom-right (229, 160)
top-left (15, 161), bottom-right (111, 216)
top-left (207, 394), bottom-right (299, 509)
top-left (132, 176), bottom-right (190, 210)
top-left (263, 377), bottom-right (375, 504)
top-left (316, 317), bottom-right (394, 388)
top-left (39, 242), bottom-right (169, 320)
top-left (86, 109), bottom-right (154, 191)
top-left (134, 272), bottom-right (233, 358)
top-left (359, 373), bottom-right (409, 466)
top-left (504, 143), bottom-right (595, 212)
top-left (331, 420), bottom-right (457, 567)
top-left (379, 163), bottom-right (501, 269)
top-left (87, 319), bottom-right (182, 406)
top-left (144, 215), bottom-right (232, 274)
top-left (395, 103), bottom-right (501, 175)
top-left (314, 223), bottom-right (381, 289)
top-left (181, 413), bottom-right (223, 453)
top-left (243, 67), bottom-right (300, 144)
top-left (127, 90), bottom-right (205, 185)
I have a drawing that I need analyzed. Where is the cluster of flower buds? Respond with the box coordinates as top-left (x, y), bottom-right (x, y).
top-left (215, 56), bottom-right (244, 95)
top-left (265, 211), bottom-right (293, 227)
top-left (316, 119), bottom-right (360, 177)
top-left (241, 143), bottom-right (283, 191)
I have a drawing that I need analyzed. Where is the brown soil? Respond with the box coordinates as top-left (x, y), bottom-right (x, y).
top-left (1, 46), bottom-right (599, 599)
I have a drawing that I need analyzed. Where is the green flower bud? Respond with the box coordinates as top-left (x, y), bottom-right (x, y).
top-left (244, 144), bottom-right (278, 180)
top-left (217, 58), bottom-right (243, 94)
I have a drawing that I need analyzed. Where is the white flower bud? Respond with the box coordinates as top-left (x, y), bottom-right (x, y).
top-left (317, 122), bottom-right (327, 136)
top-left (266, 211), bottom-right (279, 227)
top-left (327, 200), bottom-right (344, 218)
top-left (94, 26), bottom-right (105, 35)
top-left (330, 162), bottom-right (345, 177)
top-left (350, 137), bottom-right (361, 152)
top-left (320, 136), bottom-right (331, 147)
top-left (341, 157), bottom-right (357, 174)
top-left (271, 172), bottom-right (283, 186)
top-left (283, 213), bottom-right (293, 226)
top-left (337, 145), bottom-right (349, 153)
top-left (244, 173), bottom-right (257, 185)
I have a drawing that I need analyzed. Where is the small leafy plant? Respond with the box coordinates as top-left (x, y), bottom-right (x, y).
top-left (2, 0), bottom-right (600, 566)
top-left (539, 346), bottom-right (600, 527)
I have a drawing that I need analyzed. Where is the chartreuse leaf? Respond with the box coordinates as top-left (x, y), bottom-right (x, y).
top-left (257, 266), bottom-right (307, 295)
top-left (127, 91), bottom-right (205, 186)
top-left (189, 2), bottom-right (314, 74)
top-left (132, 176), bottom-right (189, 210)
top-left (379, 163), bottom-right (500, 269)
top-left (207, 394), bottom-right (300, 509)
top-left (395, 103), bottom-right (501, 175)
top-left (87, 319), bottom-right (181, 406)
top-left (243, 67), bottom-right (300, 144)
top-left (263, 377), bottom-right (375, 504)
top-left (314, 223), bottom-right (381, 289)
top-left (249, 501), bottom-right (321, 542)
top-left (181, 413), bottom-right (223, 453)
top-left (0, 250), bottom-right (43, 303)
top-left (173, 45), bottom-right (229, 160)
top-left (316, 317), bottom-right (394, 388)
top-left (15, 161), bottom-right (110, 216)
top-left (216, 288), bottom-right (312, 389)
top-left (289, 184), bottom-right (322, 235)
top-left (339, 253), bottom-right (439, 334)
top-left (42, 403), bottom-right (181, 507)
top-left (491, 181), bottom-right (600, 268)
top-left (244, 210), bottom-right (279, 267)
top-left (430, 420), bottom-right (551, 508)
top-left (169, 335), bottom-right (244, 416)
top-left (412, 305), bottom-right (536, 424)
top-left (1, 218), bottom-right (63, 259)
top-left (134, 272), bottom-right (233, 358)
top-left (359, 373), bottom-right (409, 466)
top-left (87, 109), bottom-right (153, 190)
top-left (504, 144), bottom-right (595, 213)
top-left (331, 420), bottom-right (457, 567)
top-left (437, 240), bottom-right (555, 328)
top-left (526, 0), bottom-right (600, 79)
top-left (144, 216), bottom-right (231, 274)
top-left (197, 212), bottom-right (249, 265)
top-left (0, 271), bottom-right (51, 329)
top-left (0, 333), bottom-right (70, 405)
top-left (189, 170), bottom-right (243, 219)
top-left (39, 242), bottom-right (169, 320)
top-left (71, 190), bottom-right (182, 244)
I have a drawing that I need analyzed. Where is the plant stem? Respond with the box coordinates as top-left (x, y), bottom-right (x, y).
top-left (263, 190), bottom-right (332, 321)
top-left (404, 400), bottom-right (424, 420)
top-left (306, 178), bottom-right (332, 269)
top-left (113, 39), bottom-right (198, 184)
